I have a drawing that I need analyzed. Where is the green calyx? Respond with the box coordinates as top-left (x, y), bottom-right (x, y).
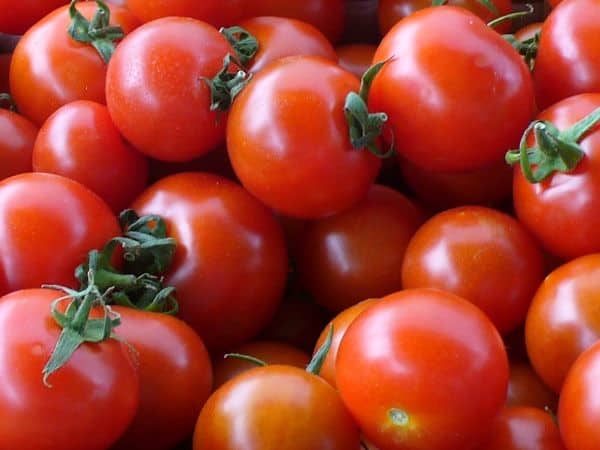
top-left (306, 324), bottom-right (333, 375)
top-left (505, 107), bottom-right (600, 183)
top-left (220, 26), bottom-right (259, 67)
top-left (432, 0), bottom-right (498, 14)
top-left (203, 54), bottom-right (253, 112)
top-left (68, 0), bottom-right (124, 63)
top-left (504, 30), bottom-right (540, 71)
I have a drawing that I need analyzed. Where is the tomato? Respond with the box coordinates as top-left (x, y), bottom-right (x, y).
top-left (336, 288), bottom-right (509, 450)
top-left (335, 43), bottom-right (377, 78)
top-left (238, 16), bottom-right (337, 73)
top-left (126, 0), bottom-right (243, 28)
top-left (240, 0), bottom-right (345, 44)
top-left (525, 253), bottom-right (600, 393)
top-left (297, 184), bottom-right (424, 312)
top-left (193, 365), bottom-right (360, 450)
top-left (0, 0), bottom-right (68, 35)
top-left (0, 53), bottom-right (10, 93)
top-left (402, 206), bottom-right (545, 334)
top-left (506, 361), bottom-right (558, 412)
top-left (9, 2), bottom-right (139, 126)
top-left (558, 340), bottom-right (600, 450)
top-left (0, 172), bottom-right (119, 296)
top-left (131, 172), bottom-right (288, 352)
top-left (533, 0), bottom-right (600, 109)
top-left (0, 108), bottom-right (37, 180)
top-left (227, 55), bottom-right (382, 219)
top-left (32, 100), bottom-right (149, 213)
top-left (212, 340), bottom-right (310, 389)
top-left (478, 406), bottom-right (565, 450)
top-left (369, 6), bottom-right (535, 173)
top-left (106, 17), bottom-right (234, 162)
top-left (109, 307), bottom-right (213, 450)
top-left (0, 288), bottom-right (139, 450)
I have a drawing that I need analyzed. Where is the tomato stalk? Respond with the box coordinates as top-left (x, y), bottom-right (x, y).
top-left (487, 4), bottom-right (533, 29)
top-left (504, 30), bottom-right (539, 71)
top-left (220, 26), bottom-right (259, 67)
top-left (432, 0), bottom-right (498, 15)
top-left (203, 54), bottom-right (253, 112)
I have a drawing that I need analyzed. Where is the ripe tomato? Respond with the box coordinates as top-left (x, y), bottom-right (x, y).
top-left (369, 6), bottom-right (535, 172)
top-left (0, 108), bottom-right (37, 180)
top-left (0, 288), bottom-right (139, 450)
top-left (402, 206), bottom-right (545, 334)
top-left (9, 2), bottom-right (139, 126)
top-left (131, 172), bottom-right (288, 352)
top-left (227, 55), bottom-right (382, 219)
top-left (296, 184), bottom-right (424, 312)
top-left (335, 43), bottom-right (377, 78)
top-left (0, 0), bottom-right (68, 35)
top-left (126, 0), bottom-right (243, 28)
top-left (110, 307), bottom-right (213, 450)
top-left (106, 17), bottom-right (234, 162)
top-left (506, 361), bottom-right (558, 412)
top-left (336, 288), bottom-right (509, 450)
top-left (193, 365), bottom-right (360, 450)
top-left (0, 172), bottom-right (119, 296)
top-left (32, 100), bottom-right (149, 213)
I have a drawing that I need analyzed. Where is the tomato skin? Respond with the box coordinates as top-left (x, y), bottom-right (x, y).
top-left (109, 307), bottom-right (213, 450)
top-left (131, 172), bottom-right (288, 352)
top-left (32, 100), bottom-right (149, 213)
top-left (370, 6), bottom-right (535, 173)
top-left (193, 365), bottom-right (360, 450)
top-left (335, 44), bottom-right (377, 78)
top-left (507, 362), bottom-right (558, 412)
top-left (0, 288), bottom-right (139, 450)
top-left (9, 2), bottom-right (139, 126)
top-left (0, 108), bottom-right (37, 180)
top-left (106, 17), bottom-right (233, 162)
top-left (0, 172), bottom-right (119, 296)
top-left (402, 206), bottom-right (545, 334)
top-left (0, 0), bottom-right (68, 35)
top-left (336, 288), bottom-right (509, 450)
top-left (126, 0), bottom-right (243, 28)
top-left (227, 55), bottom-right (382, 219)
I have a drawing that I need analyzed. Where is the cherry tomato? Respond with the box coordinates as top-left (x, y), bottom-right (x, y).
top-left (335, 43), bottom-right (377, 78)
top-left (32, 100), bottom-right (149, 213)
top-left (106, 17), bottom-right (234, 162)
top-left (227, 55), bottom-right (382, 219)
top-left (506, 361), bottom-right (558, 412)
top-left (402, 206), bottom-right (545, 334)
top-left (0, 288), bottom-right (139, 450)
top-left (9, 2), bottom-right (139, 126)
top-left (0, 0), bottom-right (68, 35)
top-left (193, 365), bottom-right (360, 450)
top-left (126, 0), bottom-right (243, 28)
top-left (369, 6), bottom-right (535, 172)
top-left (0, 172), bottom-right (119, 296)
top-left (131, 172), bottom-right (288, 352)
top-left (0, 108), bottom-right (37, 180)
top-left (336, 288), bottom-right (509, 450)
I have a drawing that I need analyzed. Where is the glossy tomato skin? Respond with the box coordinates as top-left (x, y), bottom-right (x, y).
top-left (507, 361), bottom-right (558, 412)
top-left (0, 108), bottom-right (37, 180)
top-left (9, 2), bottom-right (139, 126)
top-left (131, 172), bottom-right (288, 352)
top-left (370, 6), bottom-right (535, 173)
top-left (110, 307), bottom-right (213, 450)
top-left (336, 288), bottom-right (509, 450)
top-left (227, 55), bottom-right (382, 219)
top-left (106, 17), bottom-right (233, 162)
top-left (0, 288), bottom-right (139, 450)
top-left (193, 365), bottom-right (360, 450)
top-left (335, 43), bottom-right (377, 78)
top-left (0, 0), bottom-right (68, 35)
top-left (126, 0), bottom-right (243, 28)
top-left (32, 100), bottom-right (149, 213)
top-left (525, 254), bottom-right (600, 393)
top-left (402, 206), bottom-right (545, 334)
top-left (513, 93), bottom-right (600, 260)
top-left (0, 172), bottom-right (119, 296)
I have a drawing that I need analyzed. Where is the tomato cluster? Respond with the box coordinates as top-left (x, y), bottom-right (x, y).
top-left (1, 0), bottom-right (600, 449)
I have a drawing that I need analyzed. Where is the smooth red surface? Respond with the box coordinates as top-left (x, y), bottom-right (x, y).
top-left (0, 108), bottom-right (37, 181)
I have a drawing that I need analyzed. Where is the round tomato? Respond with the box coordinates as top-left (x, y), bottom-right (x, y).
top-left (336, 288), bottom-right (509, 450)
top-left (0, 172), bottom-right (119, 296)
top-left (335, 44), bottom-right (377, 78)
top-left (0, 108), bottom-right (37, 180)
top-left (126, 0), bottom-right (242, 28)
top-left (506, 361), bottom-right (558, 412)
top-left (0, 0), bottom-right (68, 35)
top-left (0, 288), bottom-right (139, 450)
top-left (369, 6), bottom-right (535, 172)
top-left (9, 1), bottom-right (139, 126)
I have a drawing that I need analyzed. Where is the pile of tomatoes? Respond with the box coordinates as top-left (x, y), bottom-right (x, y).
top-left (1, 0), bottom-right (600, 449)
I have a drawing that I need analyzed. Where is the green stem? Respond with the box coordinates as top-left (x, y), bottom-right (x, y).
top-left (488, 4), bottom-right (534, 29)
top-left (219, 26), bottom-right (259, 67)
top-left (306, 324), bottom-right (333, 375)
top-left (203, 54), bottom-right (252, 112)
top-left (503, 29), bottom-right (539, 71)
top-left (224, 353), bottom-right (268, 367)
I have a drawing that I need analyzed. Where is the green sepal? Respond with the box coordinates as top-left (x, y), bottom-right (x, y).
top-left (220, 26), bottom-right (259, 67)
top-left (306, 324), bottom-right (333, 376)
top-left (202, 54), bottom-right (252, 112)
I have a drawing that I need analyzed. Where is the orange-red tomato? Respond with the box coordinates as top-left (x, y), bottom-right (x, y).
top-left (0, 108), bottom-right (37, 180)
top-left (507, 361), bottom-right (558, 412)
top-left (126, 0), bottom-right (243, 28)
top-left (335, 43), bottom-right (377, 78)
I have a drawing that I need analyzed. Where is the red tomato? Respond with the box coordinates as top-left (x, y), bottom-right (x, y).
top-left (297, 184), bottom-right (424, 312)
top-left (402, 206), bottom-right (545, 334)
top-left (0, 0), bottom-right (68, 35)
top-left (525, 254), bottom-right (600, 393)
top-left (336, 288), bottom-right (509, 450)
top-left (227, 55), bottom-right (382, 219)
top-left (0, 288), bottom-right (139, 450)
top-left (32, 100), bottom-right (149, 213)
top-left (238, 16), bottom-right (337, 73)
top-left (131, 172), bottom-right (288, 352)
top-left (126, 0), bottom-right (242, 28)
top-left (9, 2), bottom-right (139, 126)
top-left (0, 172), bottom-right (119, 296)
top-left (0, 108), bottom-right (37, 180)
top-left (506, 361), bottom-right (558, 412)
top-left (106, 17), bottom-right (234, 162)
top-left (193, 365), bottom-right (360, 450)
top-left (369, 6), bottom-right (535, 172)
top-left (558, 340), bottom-right (600, 450)
top-left (0, 53), bottom-right (10, 93)
top-left (110, 307), bottom-right (213, 450)
top-left (335, 43), bottom-right (377, 78)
